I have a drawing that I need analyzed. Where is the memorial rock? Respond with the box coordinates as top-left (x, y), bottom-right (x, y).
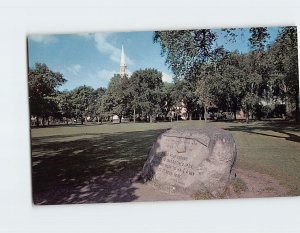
top-left (141, 127), bottom-right (237, 197)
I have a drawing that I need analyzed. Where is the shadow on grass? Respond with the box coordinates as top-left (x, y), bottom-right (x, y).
top-left (31, 129), bottom-right (164, 205)
top-left (31, 123), bottom-right (112, 130)
top-left (226, 121), bottom-right (300, 144)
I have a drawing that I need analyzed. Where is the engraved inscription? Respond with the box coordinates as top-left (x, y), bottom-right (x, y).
top-left (142, 127), bottom-right (237, 196)
top-left (151, 151), bottom-right (196, 186)
top-left (162, 133), bottom-right (210, 147)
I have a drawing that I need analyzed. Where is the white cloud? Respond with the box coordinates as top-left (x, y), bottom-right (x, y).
top-left (96, 69), bottom-right (118, 82)
top-left (162, 72), bottom-right (173, 83)
top-left (93, 33), bottom-right (134, 65)
top-left (67, 64), bottom-right (81, 75)
top-left (29, 35), bottom-right (57, 44)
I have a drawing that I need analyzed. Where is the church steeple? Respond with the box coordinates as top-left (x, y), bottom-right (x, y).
top-left (119, 45), bottom-right (127, 77)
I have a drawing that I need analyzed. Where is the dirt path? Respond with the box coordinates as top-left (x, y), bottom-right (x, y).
top-left (131, 168), bottom-right (289, 202)
top-left (34, 168), bottom-right (289, 205)
top-left (225, 169), bottom-right (289, 199)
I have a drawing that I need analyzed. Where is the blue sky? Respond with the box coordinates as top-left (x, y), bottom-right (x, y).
top-left (28, 27), bottom-right (281, 91)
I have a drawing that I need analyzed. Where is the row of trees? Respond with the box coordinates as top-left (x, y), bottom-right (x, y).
top-left (154, 26), bottom-right (299, 122)
top-left (29, 65), bottom-right (188, 126)
top-left (28, 26), bottom-right (299, 126)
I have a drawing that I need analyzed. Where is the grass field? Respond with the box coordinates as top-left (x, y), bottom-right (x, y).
top-left (31, 120), bottom-right (300, 203)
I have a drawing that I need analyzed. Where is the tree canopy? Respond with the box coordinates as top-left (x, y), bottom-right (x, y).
top-left (102, 74), bottom-right (131, 122)
top-left (28, 26), bottom-right (299, 127)
top-left (28, 63), bottom-right (66, 125)
top-left (129, 68), bottom-right (164, 122)
top-left (154, 26), bottom-right (299, 121)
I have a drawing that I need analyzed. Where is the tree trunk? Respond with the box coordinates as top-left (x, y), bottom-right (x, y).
top-left (232, 102), bottom-right (237, 121)
top-left (204, 106), bottom-right (207, 122)
top-left (280, 80), bottom-right (292, 119)
top-left (246, 110), bottom-right (249, 123)
top-left (285, 96), bottom-right (292, 118)
top-left (36, 116), bottom-right (40, 127)
top-left (133, 107), bottom-right (136, 123)
top-left (296, 92), bottom-right (299, 122)
top-left (189, 113), bottom-right (192, 120)
top-left (119, 116), bottom-right (122, 124)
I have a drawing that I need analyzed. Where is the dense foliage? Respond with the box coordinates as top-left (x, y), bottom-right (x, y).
top-left (154, 26), bottom-right (299, 122)
top-left (28, 63), bottom-right (66, 126)
top-left (28, 26), bottom-right (299, 126)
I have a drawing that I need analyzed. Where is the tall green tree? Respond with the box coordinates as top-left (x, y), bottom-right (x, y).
top-left (154, 30), bottom-right (229, 120)
top-left (56, 90), bottom-right (74, 124)
top-left (129, 68), bottom-right (164, 123)
top-left (69, 85), bottom-right (95, 124)
top-left (28, 63), bottom-right (66, 126)
top-left (93, 87), bottom-right (107, 124)
top-left (195, 52), bottom-right (264, 121)
top-left (161, 82), bottom-right (176, 121)
top-left (154, 30), bottom-right (217, 78)
top-left (268, 26), bottom-right (299, 120)
top-left (103, 74), bottom-right (131, 123)
top-left (173, 78), bottom-right (199, 120)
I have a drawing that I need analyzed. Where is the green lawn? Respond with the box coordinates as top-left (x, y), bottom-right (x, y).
top-left (31, 120), bottom-right (300, 203)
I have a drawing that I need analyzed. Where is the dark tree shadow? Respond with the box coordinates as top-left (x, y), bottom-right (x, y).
top-left (31, 120), bottom-right (300, 205)
top-left (31, 129), bottom-right (165, 205)
top-left (226, 120), bottom-right (300, 144)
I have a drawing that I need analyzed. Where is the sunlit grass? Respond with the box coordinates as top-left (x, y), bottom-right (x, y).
top-left (31, 120), bottom-right (300, 198)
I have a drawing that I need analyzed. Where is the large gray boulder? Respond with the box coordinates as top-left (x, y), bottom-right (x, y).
top-left (141, 127), bottom-right (237, 197)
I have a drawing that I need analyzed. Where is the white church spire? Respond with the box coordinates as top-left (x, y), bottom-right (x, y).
top-left (120, 45), bottom-right (126, 66)
top-left (119, 45), bottom-right (127, 77)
